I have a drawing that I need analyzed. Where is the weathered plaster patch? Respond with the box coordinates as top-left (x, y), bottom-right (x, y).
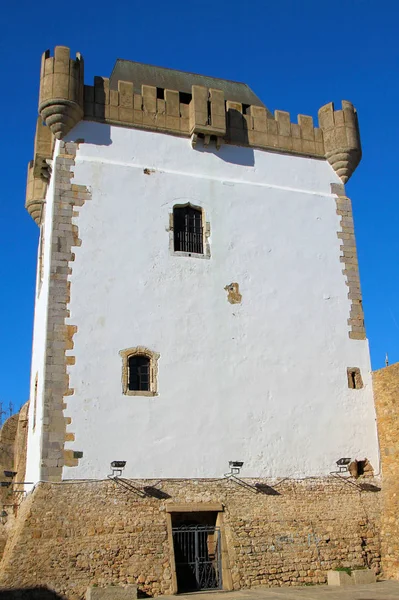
top-left (347, 367), bottom-right (363, 389)
top-left (348, 458), bottom-right (374, 478)
top-left (224, 283), bottom-right (242, 304)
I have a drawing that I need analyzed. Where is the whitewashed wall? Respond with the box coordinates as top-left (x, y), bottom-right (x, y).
top-left (25, 175), bottom-right (55, 487)
top-left (52, 122), bottom-right (379, 480)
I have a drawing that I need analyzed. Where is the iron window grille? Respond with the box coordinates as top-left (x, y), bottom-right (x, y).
top-left (128, 355), bottom-right (150, 392)
top-left (173, 206), bottom-right (203, 254)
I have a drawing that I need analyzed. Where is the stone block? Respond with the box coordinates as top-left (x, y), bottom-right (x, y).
top-left (165, 89), bottom-right (180, 116)
top-left (275, 110), bottom-right (291, 136)
top-left (327, 570), bottom-right (354, 586)
top-left (352, 569), bottom-right (376, 584)
top-left (86, 586), bottom-right (138, 600)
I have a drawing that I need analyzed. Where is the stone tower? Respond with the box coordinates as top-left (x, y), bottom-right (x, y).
top-left (2, 46), bottom-right (383, 597)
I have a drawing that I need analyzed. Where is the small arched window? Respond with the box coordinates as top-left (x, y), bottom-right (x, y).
top-left (128, 355), bottom-right (150, 392)
top-left (173, 205), bottom-right (203, 254)
top-left (120, 347), bottom-right (160, 397)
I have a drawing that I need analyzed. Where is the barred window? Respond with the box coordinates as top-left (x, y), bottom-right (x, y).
top-left (173, 205), bottom-right (203, 254)
top-left (120, 347), bottom-right (160, 397)
top-left (128, 355), bottom-right (150, 392)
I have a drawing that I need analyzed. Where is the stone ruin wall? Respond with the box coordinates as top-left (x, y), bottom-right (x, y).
top-left (0, 405), bottom-right (28, 558)
top-left (373, 361), bottom-right (399, 580)
top-left (0, 477), bottom-right (381, 600)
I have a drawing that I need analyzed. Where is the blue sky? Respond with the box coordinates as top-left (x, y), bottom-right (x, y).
top-left (1, 0), bottom-right (398, 413)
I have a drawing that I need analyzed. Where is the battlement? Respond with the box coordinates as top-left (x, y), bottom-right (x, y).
top-left (83, 77), bottom-right (359, 166)
top-left (26, 46), bottom-right (363, 224)
top-left (84, 75), bottom-right (324, 155)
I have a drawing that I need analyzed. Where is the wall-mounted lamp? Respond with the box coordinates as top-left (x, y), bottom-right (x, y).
top-left (229, 461), bottom-right (244, 475)
top-left (3, 471), bottom-right (17, 479)
top-left (336, 458), bottom-right (351, 473)
top-left (110, 461), bottom-right (126, 477)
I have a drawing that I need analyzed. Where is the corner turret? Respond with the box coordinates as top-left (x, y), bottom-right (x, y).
top-left (318, 101), bottom-right (361, 183)
top-left (39, 46), bottom-right (84, 139)
top-left (25, 117), bottom-right (54, 225)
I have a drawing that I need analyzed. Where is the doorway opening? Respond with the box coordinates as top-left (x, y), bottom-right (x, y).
top-left (171, 511), bottom-right (222, 592)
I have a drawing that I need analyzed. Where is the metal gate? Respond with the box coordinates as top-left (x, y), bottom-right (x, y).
top-left (172, 525), bottom-right (222, 592)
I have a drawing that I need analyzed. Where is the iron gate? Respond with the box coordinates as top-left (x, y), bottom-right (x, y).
top-left (172, 525), bottom-right (222, 592)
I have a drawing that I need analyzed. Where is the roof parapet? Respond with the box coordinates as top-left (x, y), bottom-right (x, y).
top-left (32, 47), bottom-right (363, 186)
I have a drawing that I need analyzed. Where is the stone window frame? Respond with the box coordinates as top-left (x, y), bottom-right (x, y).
top-left (168, 202), bottom-right (211, 259)
top-left (347, 367), bottom-right (363, 390)
top-left (119, 346), bottom-right (160, 397)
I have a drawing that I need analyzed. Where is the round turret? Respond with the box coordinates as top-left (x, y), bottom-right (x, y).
top-left (39, 46), bottom-right (84, 139)
top-left (318, 101), bottom-right (361, 183)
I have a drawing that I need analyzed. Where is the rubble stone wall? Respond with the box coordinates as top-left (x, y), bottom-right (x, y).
top-left (373, 362), bottom-right (399, 580)
top-left (0, 405), bottom-right (29, 558)
top-left (0, 477), bottom-right (381, 600)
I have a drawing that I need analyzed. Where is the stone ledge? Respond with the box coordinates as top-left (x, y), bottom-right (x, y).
top-left (327, 570), bottom-right (354, 586)
top-left (327, 569), bottom-right (376, 586)
top-left (352, 569), bottom-right (376, 584)
top-left (166, 502), bottom-right (224, 513)
top-left (86, 585), bottom-right (137, 600)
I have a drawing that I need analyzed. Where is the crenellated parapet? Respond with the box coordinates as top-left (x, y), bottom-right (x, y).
top-left (83, 76), bottom-right (361, 181)
top-left (25, 117), bottom-right (54, 225)
top-left (32, 46), bottom-right (363, 186)
top-left (39, 46), bottom-right (84, 139)
top-left (318, 101), bottom-right (361, 184)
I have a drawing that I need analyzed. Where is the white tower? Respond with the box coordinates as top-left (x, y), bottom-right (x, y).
top-left (24, 46), bottom-right (378, 484)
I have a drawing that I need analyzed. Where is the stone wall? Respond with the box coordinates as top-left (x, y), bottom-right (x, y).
top-left (0, 405), bottom-right (29, 558)
top-left (0, 477), bottom-right (381, 600)
top-left (0, 414), bottom-right (19, 556)
top-left (373, 362), bottom-right (399, 580)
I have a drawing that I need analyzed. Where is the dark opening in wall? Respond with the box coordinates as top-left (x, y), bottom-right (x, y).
top-left (348, 458), bottom-right (374, 478)
top-left (129, 355), bottom-right (150, 391)
top-left (350, 371), bottom-right (356, 388)
top-left (242, 103), bottom-right (251, 115)
top-left (357, 460), bottom-right (366, 476)
top-left (179, 91), bottom-right (192, 105)
top-left (173, 205), bottom-right (203, 254)
top-left (156, 87), bottom-right (165, 100)
top-left (347, 367), bottom-right (363, 389)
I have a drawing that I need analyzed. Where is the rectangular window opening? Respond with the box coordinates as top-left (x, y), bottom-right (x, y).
top-left (129, 355), bottom-right (150, 392)
top-left (179, 91), bottom-right (192, 105)
top-left (173, 206), bottom-right (203, 254)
